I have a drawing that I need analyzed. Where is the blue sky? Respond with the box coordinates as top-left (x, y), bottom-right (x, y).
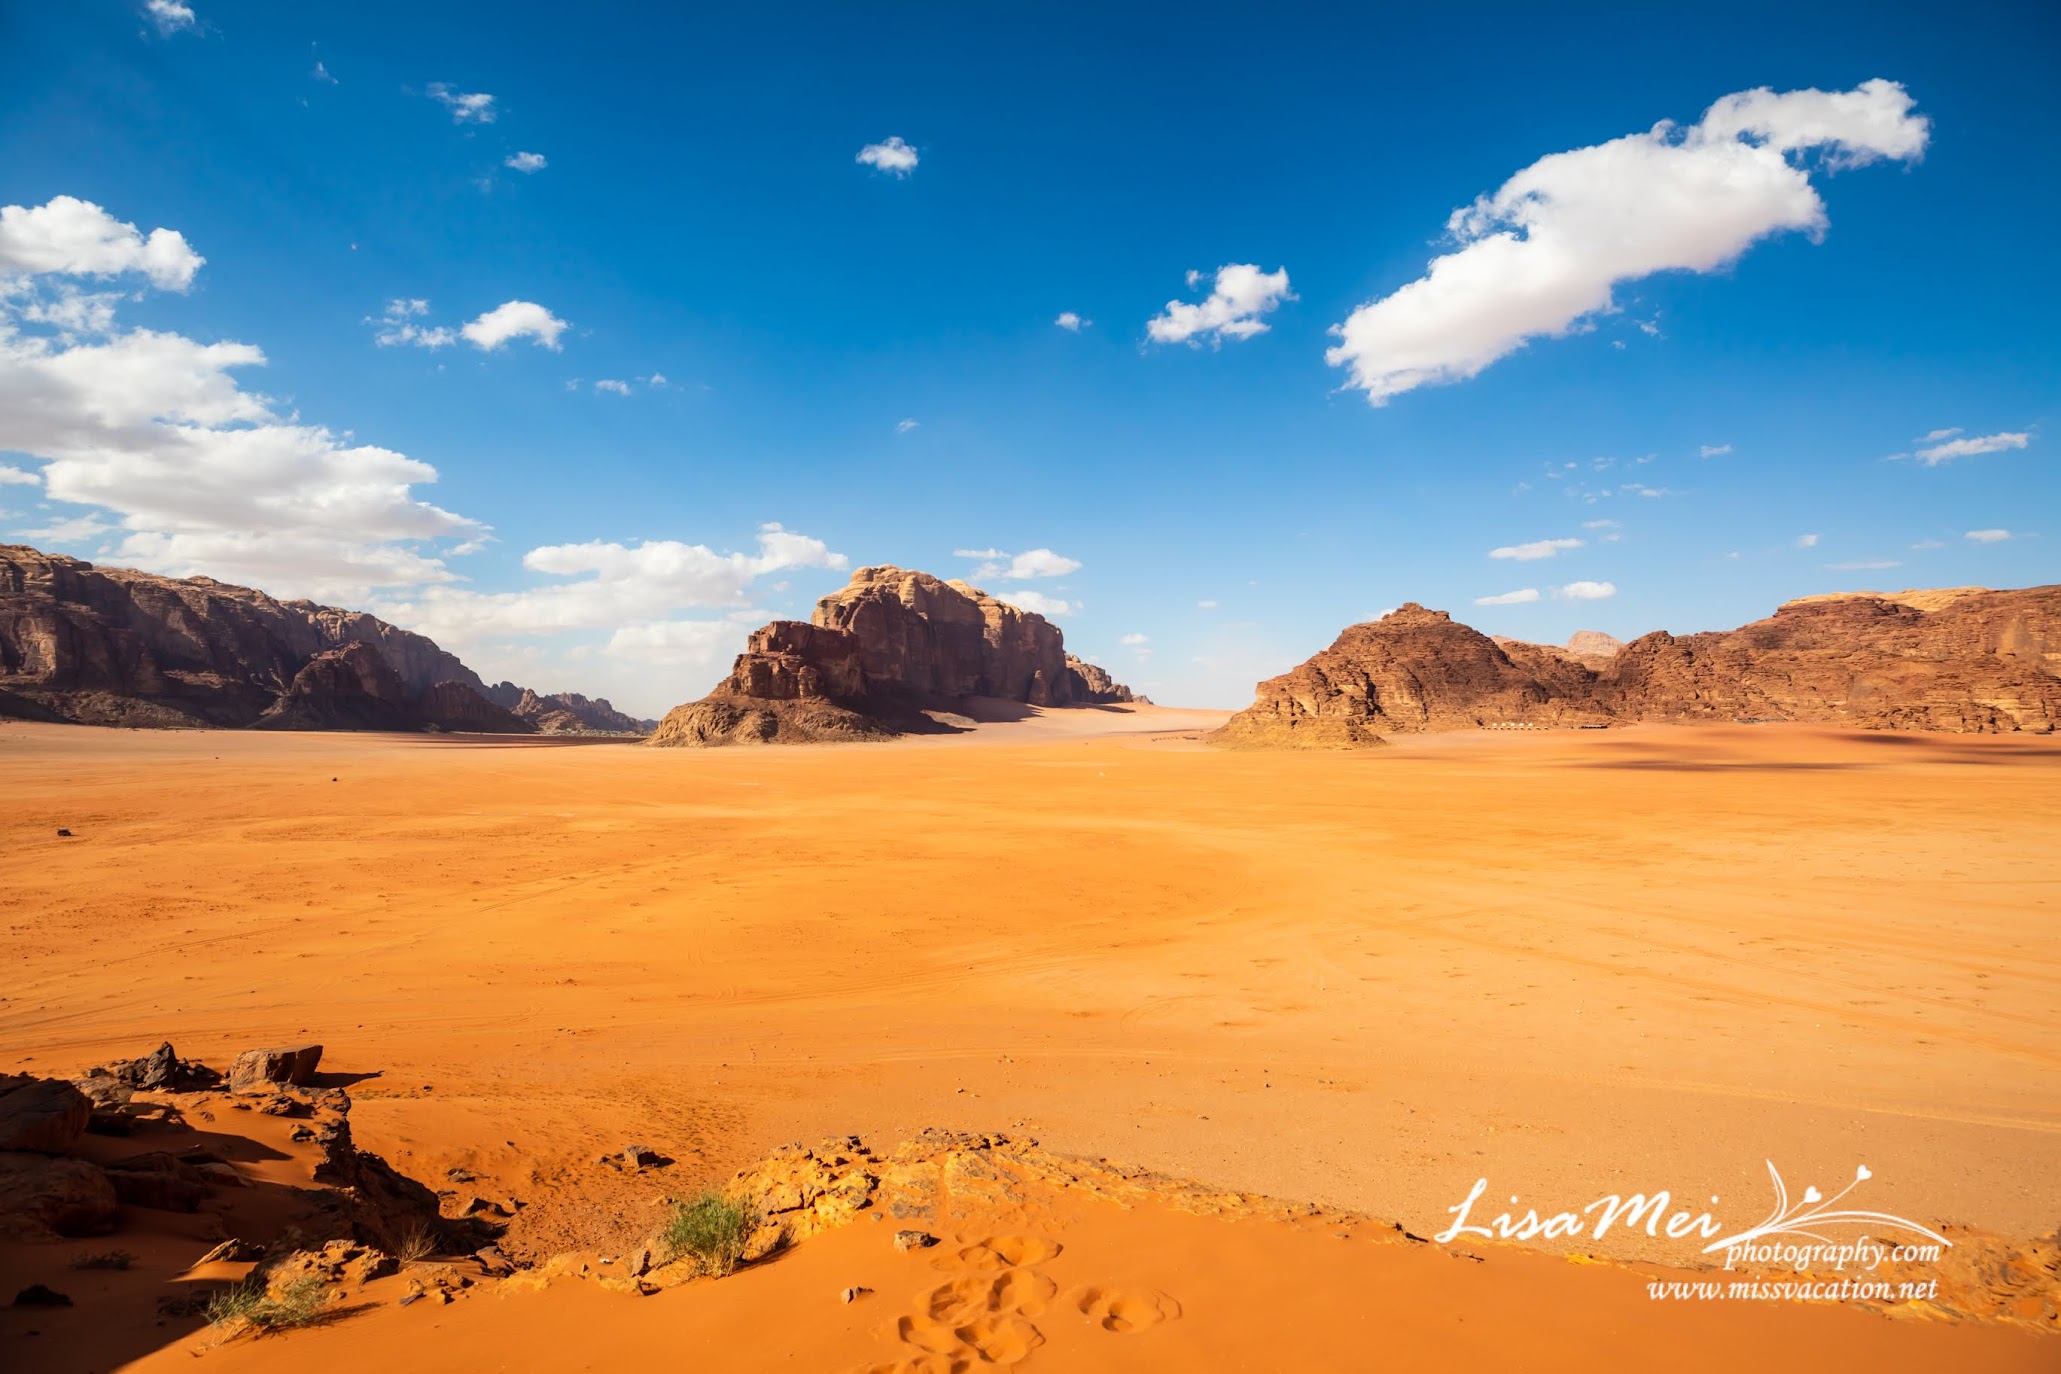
top-left (1, 2), bottom-right (2054, 714)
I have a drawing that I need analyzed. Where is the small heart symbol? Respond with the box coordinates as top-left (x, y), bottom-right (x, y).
top-left (1856, 1165), bottom-right (1872, 1181)
top-left (1802, 1187), bottom-right (1822, 1203)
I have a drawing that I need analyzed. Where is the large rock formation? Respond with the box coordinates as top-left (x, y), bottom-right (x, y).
top-left (482, 683), bottom-right (653, 734)
top-left (1066, 653), bottom-right (1148, 704)
top-left (1214, 586), bottom-right (2061, 747)
top-left (0, 545), bottom-right (625, 734)
top-left (652, 566), bottom-right (1141, 746)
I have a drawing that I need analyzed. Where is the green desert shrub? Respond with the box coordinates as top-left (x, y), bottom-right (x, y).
top-left (205, 1275), bottom-right (328, 1332)
top-left (660, 1191), bottom-right (757, 1277)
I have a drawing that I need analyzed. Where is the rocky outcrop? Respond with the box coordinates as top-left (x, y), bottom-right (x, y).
top-left (0, 1076), bottom-right (91, 1154)
top-left (1213, 604), bottom-right (1608, 748)
top-left (0, 544), bottom-right (581, 734)
top-left (653, 566), bottom-right (1139, 746)
top-left (482, 684), bottom-right (653, 735)
top-left (1604, 586), bottom-right (2061, 732)
top-left (1214, 586), bottom-right (2061, 747)
top-left (1065, 654), bottom-right (1147, 704)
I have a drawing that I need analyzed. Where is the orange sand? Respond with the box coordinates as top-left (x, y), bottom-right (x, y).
top-left (3, 709), bottom-right (2058, 1368)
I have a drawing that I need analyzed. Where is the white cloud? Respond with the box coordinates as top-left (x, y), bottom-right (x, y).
top-left (0, 465), bottom-right (42, 486)
top-left (312, 61), bottom-right (337, 84)
top-left (1910, 539), bottom-right (1944, 550)
top-left (1327, 80), bottom-right (1928, 404)
top-left (143, 1), bottom-right (197, 36)
top-left (1622, 482), bottom-right (1670, 498)
top-left (460, 300), bottom-right (568, 351)
top-left (1910, 431), bottom-right (2030, 465)
top-left (1119, 633), bottom-right (1149, 646)
top-left (19, 514), bottom-right (114, 544)
top-left (428, 83), bottom-right (497, 124)
top-left (993, 589), bottom-right (1076, 618)
top-left (1054, 311), bottom-right (1087, 331)
top-left (1474, 588), bottom-right (1540, 605)
top-left (1920, 427), bottom-right (1961, 442)
top-left (1582, 518), bottom-right (1619, 529)
top-left (856, 136), bottom-right (918, 176)
top-left (1197, 599), bottom-right (1218, 609)
top-left (1490, 536), bottom-right (1583, 561)
top-left (1147, 264), bottom-right (1293, 346)
top-left (1795, 533), bottom-right (1819, 548)
top-left (1555, 580), bottom-right (1617, 600)
top-left (1827, 559), bottom-right (1902, 570)
top-left (645, 372), bottom-right (668, 388)
top-left (896, 417), bottom-right (919, 434)
top-left (595, 379), bottom-right (631, 395)
top-left (370, 298), bottom-right (456, 349)
top-left (1964, 529), bottom-right (2012, 543)
top-left (505, 151), bottom-right (547, 173)
top-left (954, 546), bottom-right (1081, 581)
top-left (0, 196), bottom-right (204, 291)
top-left (1699, 443), bottom-right (1732, 457)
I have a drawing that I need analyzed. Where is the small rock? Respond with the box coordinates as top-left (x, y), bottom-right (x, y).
top-left (398, 1291), bottom-right (422, 1307)
top-left (473, 1246), bottom-right (513, 1277)
top-left (55, 829), bottom-right (71, 838)
top-left (620, 1143), bottom-right (661, 1169)
top-left (892, 1230), bottom-right (938, 1252)
top-left (192, 1238), bottom-right (260, 1266)
top-left (628, 1244), bottom-right (655, 1277)
top-left (840, 1285), bottom-right (871, 1303)
top-left (228, 1045), bottom-right (323, 1095)
top-left (445, 1166), bottom-right (475, 1183)
top-left (13, 1284), bottom-right (72, 1308)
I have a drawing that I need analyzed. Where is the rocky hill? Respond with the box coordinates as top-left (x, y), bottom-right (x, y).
top-left (652, 565), bottom-right (1142, 746)
top-left (0, 545), bottom-right (638, 735)
top-left (1213, 586), bottom-right (2060, 747)
top-left (481, 684), bottom-right (654, 735)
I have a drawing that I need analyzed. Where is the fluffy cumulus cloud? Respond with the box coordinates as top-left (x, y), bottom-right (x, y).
top-left (856, 136), bottom-right (919, 176)
top-left (1054, 311), bottom-right (1088, 331)
top-left (143, 1), bottom-right (197, 36)
top-left (1490, 536), bottom-right (1582, 561)
top-left (1327, 80), bottom-right (1929, 405)
top-left (594, 379), bottom-right (631, 396)
top-left (505, 151), bottom-right (547, 173)
top-left (1474, 588), bottom-right (1539, 606)
top-left (1906, 431), bottom-right (2031, 465)
top-left (0, 196), bottom-right (204, 291)
top-left (1964, 529), bottom-right (2013, 543)
top-left (1555, 580), bottom-right (1617, 600)
top-left (370, 298), bottom-right (456, 349)
top-left (1147, 265), bottom-right (1293, 346)
top-left (0, 199), bottom-right (487, 600)
top-left (428, 83), bottom-right (497, 124)
top-left (460, 300), bottom-right (568, 351)
top-left (954, 547), bottom-right (1081, 581)
top-left (993, 589), bottom-right (1076, 618)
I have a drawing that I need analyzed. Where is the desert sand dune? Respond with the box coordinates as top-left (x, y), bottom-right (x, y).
top-left (2, 716), bottom-right (2057, 1368)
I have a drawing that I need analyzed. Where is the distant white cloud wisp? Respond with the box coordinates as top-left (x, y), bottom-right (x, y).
top-left (428, 83), bottom-right (497, 124)
top-left (143, 1), bottom-right (197, 36)
top-left (1490, 536), bottom-right (1583, 561)
top-left (993, 589), bottom-right (1077, 619)
top-left (1908, 431), bottom-right (2031, 465)
top-left (1327, 80), bottom-right (1930, 405)
top-left (1055, 311), bottom-right (1088, 331)
top-left (460, 300), bottom-right (568, 351)
top-left (954, 547), bottom-right (1082, 581)
top-left (370, 298), bottom-right (456, 349)
top-left (1146, 264), bottom-right (1293, 346)
top-left (1699, 444), bottom-right (1733, 458)
top-left (1474, 588), bottom-right (1540, 606)
top-left (856, 136), bottom-right (919, 176)
top-left (1795, 533), bottom-right (1819, 549)
top-left (505, 151), bottom-right (547, 173)
top-left (1964, 529), bottom-right (2013, 543)
top-left (1555, 580), bottom-right (1617, 601)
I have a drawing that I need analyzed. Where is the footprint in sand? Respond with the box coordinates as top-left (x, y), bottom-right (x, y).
top-left (925, 1269), bottom-right (1058, 1324)
top-left (942, 1234), bottom-right (1064, 1271)
top-left (846, 1358), bottom-right (971, 1374)
top-left (896, 1313), bottom-right (1045, 1365)
top-left (1069, 1284), bottom-right (1183, 1333)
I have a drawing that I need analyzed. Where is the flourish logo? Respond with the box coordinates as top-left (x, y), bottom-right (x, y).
top-left (1702, 1161), bottom-right (1950, 1273)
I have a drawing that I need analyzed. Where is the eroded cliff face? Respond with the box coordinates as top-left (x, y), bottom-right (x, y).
top-left (1212, 587), bottom-right (2061, 748)
top-left (651, 566), bottom-right (1140, 746)
top-left (0, 545), bottom-right (626, 734)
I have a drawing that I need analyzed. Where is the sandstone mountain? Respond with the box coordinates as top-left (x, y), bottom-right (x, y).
top-left (0, 544), bottom-right (640, 734)
top-left (652, 565), bottom-right (1142, 745)
top-left (482, 684), bottom-right (654, 734)
top-left (1213, 585), bottom-right (2060, 747)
